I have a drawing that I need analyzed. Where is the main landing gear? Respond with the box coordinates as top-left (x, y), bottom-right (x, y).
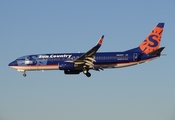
top-left (23, 71), bottom-right (27, 77)
top-left (83, 68), bottom-right (91, 77)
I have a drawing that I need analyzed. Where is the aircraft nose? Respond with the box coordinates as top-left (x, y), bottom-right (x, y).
top-left (8, 61), bottom-right (18, 66)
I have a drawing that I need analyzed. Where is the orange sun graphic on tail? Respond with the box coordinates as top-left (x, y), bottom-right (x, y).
top-left (139, 23), bottom-right (164, 54)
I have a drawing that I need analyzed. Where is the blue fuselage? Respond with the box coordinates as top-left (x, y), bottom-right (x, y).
top-left (9, 50), bottom-right (158, 72)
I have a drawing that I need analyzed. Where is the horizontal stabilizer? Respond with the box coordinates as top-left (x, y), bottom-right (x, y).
top-left (147, 47), bottom-right (165, 56)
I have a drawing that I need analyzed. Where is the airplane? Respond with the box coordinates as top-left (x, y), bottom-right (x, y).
top-left (9, 23), bottom-right (165, 77)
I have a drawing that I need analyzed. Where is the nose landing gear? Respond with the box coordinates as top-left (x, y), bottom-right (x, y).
top-left (23, 71), bottom-right (26, 77)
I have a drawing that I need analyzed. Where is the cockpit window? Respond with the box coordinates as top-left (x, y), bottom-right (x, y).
top-left (16, 58), bottom-right (25, 61)
top-left (16, 59), bottom-right (20, 61)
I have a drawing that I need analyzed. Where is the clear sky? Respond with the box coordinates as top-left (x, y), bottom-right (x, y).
top-left (1, 0), bottom-right (175, 120)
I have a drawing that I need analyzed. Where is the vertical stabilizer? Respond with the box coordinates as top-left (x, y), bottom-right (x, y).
top-left (139, 23), bottom-right (164, 54)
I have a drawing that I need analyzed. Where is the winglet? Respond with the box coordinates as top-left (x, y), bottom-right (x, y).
top-left (97, 35), bottom-right (104, 45)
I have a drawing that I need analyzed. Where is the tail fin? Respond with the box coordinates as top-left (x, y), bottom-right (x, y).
top-left (139, 23), bottom-right (164, 54)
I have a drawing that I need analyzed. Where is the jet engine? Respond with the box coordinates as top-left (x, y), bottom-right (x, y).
top-left (64, 70), bottom-right (81, 74)
top-left (58, 62), bottom-right (75, 70)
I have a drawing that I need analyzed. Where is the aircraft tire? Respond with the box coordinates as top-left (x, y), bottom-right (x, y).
top-left (86, 72), bottom-right (91, 77)
top-left (23, 73), bottom-right (26, 77)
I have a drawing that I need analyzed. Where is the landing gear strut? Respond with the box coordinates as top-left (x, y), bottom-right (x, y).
top-left (83, 68), bottom-right (91, 77)
top-left (23, 71), bottom-right (26, 77)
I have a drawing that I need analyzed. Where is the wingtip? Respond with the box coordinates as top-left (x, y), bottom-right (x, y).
top-left (97, 35), bottom-right (104, 45)
top-left (102, 35), bottom-right (104, 38)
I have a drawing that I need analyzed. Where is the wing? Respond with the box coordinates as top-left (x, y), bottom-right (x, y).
top-left (74, 35), bottom-right (104, 69)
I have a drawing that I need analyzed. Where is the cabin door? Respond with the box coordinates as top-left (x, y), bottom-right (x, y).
top-left (133, 53), bottom-right (138, 61)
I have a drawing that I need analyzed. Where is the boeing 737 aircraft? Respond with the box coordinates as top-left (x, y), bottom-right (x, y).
top-left (9, 23), bottom-right (165, 77)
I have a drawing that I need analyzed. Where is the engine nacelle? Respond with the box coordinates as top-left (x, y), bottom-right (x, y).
top-left (58, 62), bottom-right (75, 70)
top-left (64, 70), bottom-right (81, 74)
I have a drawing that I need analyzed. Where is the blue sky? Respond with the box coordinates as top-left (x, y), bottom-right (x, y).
top-left (1, 0), bottom-right (175, 120)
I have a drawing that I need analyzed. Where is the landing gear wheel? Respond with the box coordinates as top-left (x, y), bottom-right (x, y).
top-left (86, 72), bottom-right (91, 77)
top-left (23, 73), bottom-right (26, 77)
top-left (83, 68), bottom-right (91, 77)
top-left (23, 71), bottom-right (26, 77)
